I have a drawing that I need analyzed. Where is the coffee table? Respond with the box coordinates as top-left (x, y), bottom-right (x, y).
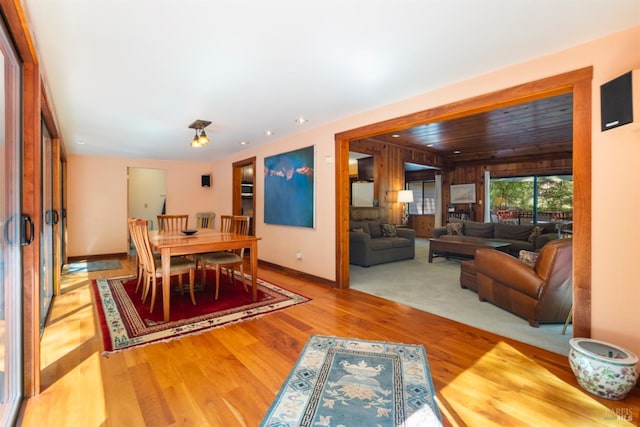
top-left (428, 236), bottom-right (511, 262)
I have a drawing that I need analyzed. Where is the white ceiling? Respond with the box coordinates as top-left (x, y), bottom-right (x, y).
top-left (22, 0), bottom-right (640, 162)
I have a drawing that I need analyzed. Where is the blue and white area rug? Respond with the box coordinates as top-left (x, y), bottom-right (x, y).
top-left (261, 335), bottom-right (442, 427)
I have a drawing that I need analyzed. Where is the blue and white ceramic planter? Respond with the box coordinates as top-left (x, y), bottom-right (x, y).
top-left (569, 338), bottom-right (639, 400)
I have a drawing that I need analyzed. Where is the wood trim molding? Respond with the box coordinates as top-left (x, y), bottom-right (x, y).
top-left (335, 67), bottom-right (593, 337)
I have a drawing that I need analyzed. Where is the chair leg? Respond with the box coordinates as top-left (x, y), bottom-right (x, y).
top-left (135, 263), bottom-right (143, 293)
top-left (149, 276), bottom-right (158, 313)
top-left (215, 267), bottom-right (221, 300)
top-left (201, 261), bottom-right (208, 290)
top-left (240, 266), bottom-right (248, 292)
top-left (178, 274), bottom-right (184, 295)
top-left (189, 269), bottom-right (196, 305)
top-left (142, 274), bottom-right (151, 303)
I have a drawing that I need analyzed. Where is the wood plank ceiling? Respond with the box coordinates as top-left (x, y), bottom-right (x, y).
top-left (364, 93), bottom-right (574, 168)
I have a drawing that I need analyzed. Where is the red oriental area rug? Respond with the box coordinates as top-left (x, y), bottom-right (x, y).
top-left (91, 273), bottom-right (310, 353)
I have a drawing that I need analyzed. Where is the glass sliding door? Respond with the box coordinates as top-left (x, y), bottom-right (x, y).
top-left (40, 123), bottom-right (55, 332)
top-left (0, 15), bottom-right (24, 425)
top-left (489, 175), bottom-right (573, 224)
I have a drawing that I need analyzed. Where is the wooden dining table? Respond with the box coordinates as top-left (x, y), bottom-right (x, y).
top-left (149, 228), bottom-right (261, 322)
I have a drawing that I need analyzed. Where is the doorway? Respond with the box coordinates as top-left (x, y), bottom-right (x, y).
top-left (127, 167), bottom-right (167, 248)
top-left (232, 157), bottom-right (256, 236)
top-left (335, 67), bottom-right (592, 337)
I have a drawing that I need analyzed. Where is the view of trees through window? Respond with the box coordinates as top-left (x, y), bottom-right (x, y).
top-left (490, 175), bottom-right (573, 223)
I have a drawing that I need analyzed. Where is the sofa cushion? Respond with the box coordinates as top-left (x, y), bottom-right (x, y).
top-left (528, 226), bottom-right (544, 243)
top-left (494, 223), bottom-right (534, 241)
top-left (381, 223), bottom-right (397, 237)
top-left (350, 220), bottom-right (370, 234)
top-left (446, 222), bottom-right (463, 235)
top-left (463, 221), bottom-right (494, 238)
top-left (388, 237), bottom-right (412, 248)
top-left (368, 221), bottom-right (383, 238)
top-left (369, 238), bottom-right (393, 251)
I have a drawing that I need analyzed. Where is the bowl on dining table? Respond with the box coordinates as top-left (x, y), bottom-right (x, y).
top-left (181, 229), bottom-right (198, 236)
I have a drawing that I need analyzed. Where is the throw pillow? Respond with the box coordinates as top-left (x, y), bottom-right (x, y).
top-left (381, 223), bottom-right (397, 237)
top-left (528, 226), bottom-right (544, 243)
top-left (446, 222), bottom-right (463, 235)
top-left (519, 250), bottom-right (540, 268)
top-left (368, 221), bottom-right (383, 238)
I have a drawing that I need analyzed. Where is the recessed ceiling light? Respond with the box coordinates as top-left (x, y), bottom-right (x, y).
top-left (75, 140), bottom-right (86, 145)
top-left (391, 134), bottom-right (400, 138)
top-left (294, 117), bottom-right (308, 124)
top-left (453, 150), bottom-right (461, 154)
top-left (240, 141), bottom-right (249, 145)
top-left (264, 130), bottom-right (273, 136)
top-left (427, 144), bottom-right (434, 147)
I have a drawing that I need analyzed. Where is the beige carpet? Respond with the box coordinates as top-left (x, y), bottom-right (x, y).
top-left (350, 238), bottom-right (571, 356)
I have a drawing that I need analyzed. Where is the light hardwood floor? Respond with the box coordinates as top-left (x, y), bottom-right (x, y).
top-left (17, 256), bottom-right (640, 426)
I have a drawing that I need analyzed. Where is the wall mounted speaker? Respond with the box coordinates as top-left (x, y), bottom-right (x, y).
top-left (600, 70), bottom-right (638, 131)
top-left (201, 174), bottom-right (211, 187)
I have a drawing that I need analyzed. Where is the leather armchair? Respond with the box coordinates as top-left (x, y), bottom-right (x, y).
top-left (474, 238), bottom-right (572, 327)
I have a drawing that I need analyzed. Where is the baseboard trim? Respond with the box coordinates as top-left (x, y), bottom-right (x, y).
top-left (258, 259), bottom-right (336, 288)
top-left (67, 253), bottom-right (128, 263)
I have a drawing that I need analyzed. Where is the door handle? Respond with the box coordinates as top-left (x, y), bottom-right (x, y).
top-left (21, 214), bottom-right (34, 246)
top-left (45, 209), bottom-right (59, 225)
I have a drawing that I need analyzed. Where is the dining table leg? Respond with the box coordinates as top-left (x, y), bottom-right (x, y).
top-left (161, 247), bottom-right (171, 322)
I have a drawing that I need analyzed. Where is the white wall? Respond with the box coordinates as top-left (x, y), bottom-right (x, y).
top-left (67, 155), bottom-right (214, 256)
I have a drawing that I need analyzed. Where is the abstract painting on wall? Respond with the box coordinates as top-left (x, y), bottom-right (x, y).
top-left (264, 145), bottom-right (315, 228)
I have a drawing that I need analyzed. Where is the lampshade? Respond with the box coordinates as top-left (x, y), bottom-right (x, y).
top-left (397, 190), bottom-right (414, 203)
top-left (197, 129), bottom-right (209, 145)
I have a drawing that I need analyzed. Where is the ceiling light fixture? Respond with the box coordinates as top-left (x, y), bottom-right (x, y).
top-left (294, 117), bottom-right (308, 124)
top-left (188, 119), bottom-right (212, 148)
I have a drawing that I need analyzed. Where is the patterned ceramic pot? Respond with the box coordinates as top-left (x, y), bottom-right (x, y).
top-left (569, 338), bottom-right (639, 400)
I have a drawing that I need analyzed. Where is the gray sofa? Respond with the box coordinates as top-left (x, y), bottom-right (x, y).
top-left (349, 207), bottom-right (416, 267)
top-left (433, 220), bottom-right (558, 256)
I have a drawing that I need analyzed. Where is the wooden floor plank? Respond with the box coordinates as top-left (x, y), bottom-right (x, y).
top-left (17, 256), bottom-right (640, 426)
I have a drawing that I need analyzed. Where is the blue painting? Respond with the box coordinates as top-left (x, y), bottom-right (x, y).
top-left (264, 146), bottom-right (315, 228)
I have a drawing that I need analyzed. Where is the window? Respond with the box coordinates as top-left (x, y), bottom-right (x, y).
top-left (490, 175), bottom-right (573, 224)
top-left (407, 181), bottom-right (436, 214)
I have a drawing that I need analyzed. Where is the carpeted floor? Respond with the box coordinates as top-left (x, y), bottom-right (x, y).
top-left (350, 238), bottom-right (572, 356)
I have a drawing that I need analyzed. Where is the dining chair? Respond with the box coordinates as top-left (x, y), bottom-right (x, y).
top-left (196, 212), bottom-right (216, 229)
top-left (132, 219), bottom-right (197, 312)
top-left (128, 218), bottom-right (145, 293)
top-left (129, 217), bottom-right (163, 295)
top-left (157, 214), bottom-right (189, 231)
top-left (197, 215), bottom-right (250, 299)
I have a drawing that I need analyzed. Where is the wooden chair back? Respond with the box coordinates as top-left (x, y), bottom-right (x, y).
top-left (232, 215), bottom-right (250, 235)
top-left (157, 214), bottom-right (188, 231)
top-left (219, 215), bottom-right (234, 233)
top-left (131, 219), bottom-right (155, 273)
top-left (196, 212), bottom-right (216, 229)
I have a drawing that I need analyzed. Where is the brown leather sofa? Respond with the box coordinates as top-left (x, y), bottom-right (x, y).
top-left (473, 238), bottom-right (572, 327)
